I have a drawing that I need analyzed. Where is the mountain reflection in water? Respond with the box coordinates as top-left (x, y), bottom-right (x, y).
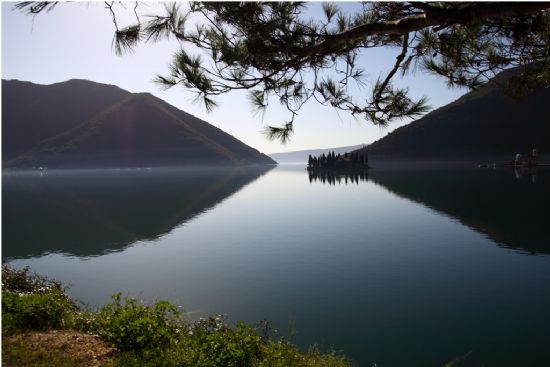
top-left (308, 166), bottom-right (550, 256)
top-left (2, 166), bottom-right (273, 259)
top-left (4, 164), bottom-right (550, 367)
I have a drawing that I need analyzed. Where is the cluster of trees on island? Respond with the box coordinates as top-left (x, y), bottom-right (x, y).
top-left (308, 149), bottom-right (369, 170)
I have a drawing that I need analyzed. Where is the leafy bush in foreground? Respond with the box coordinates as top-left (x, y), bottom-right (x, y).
top-left (105, 312), bottom-right (351, 367)
top-left (2, 265), bottom-right (65, 294)
top-left (1, 265), bottom-right (352, 367)
top-left (188, 320), bottom-right (262, 366)
top-left (93, 293), bottom-right (182, 352)
top-left (2, 289), bottom-right (75, 333)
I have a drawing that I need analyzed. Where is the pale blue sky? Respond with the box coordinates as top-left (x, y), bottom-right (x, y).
top-left (2, 1), bottom-right (466, 154)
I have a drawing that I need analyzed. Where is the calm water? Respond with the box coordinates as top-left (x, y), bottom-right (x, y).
top-left (3, 165), bottom-right (550, 367)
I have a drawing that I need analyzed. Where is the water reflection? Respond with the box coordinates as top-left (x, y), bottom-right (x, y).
top-left (308, 169), bottom-right (369, 185)
top-left (308, 167), bottom-right (550, 255)
top-left (2, 166), bottom-right (273, 259)
top-left (371, 168), bottom-right (550, 255)
top-left (4, 165), bottom-right (550, 366)
top-left (512, 166), bottom-right (539, 183)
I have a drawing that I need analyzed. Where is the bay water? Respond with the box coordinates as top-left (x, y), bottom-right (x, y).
top-left (4, 165), bottom-right (550, 366)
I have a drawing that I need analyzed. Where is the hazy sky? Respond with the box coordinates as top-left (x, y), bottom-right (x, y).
top-left (2, 2), bottom-right (466, 154)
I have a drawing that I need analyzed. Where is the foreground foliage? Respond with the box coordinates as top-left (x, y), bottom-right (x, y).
top-left (2, 290), bottom-right (75, 333)
top-left (2, 266), bottom-right (352, 367)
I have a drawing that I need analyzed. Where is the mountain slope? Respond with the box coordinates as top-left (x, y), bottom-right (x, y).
top-left (160, 102), bottom-right (275, 165)
top-left (366, 68), bottom-right (550, 161)
top-left (2, 79), bottom-right (130, 160)
top-left (2, 79), bottom-right (275, 168)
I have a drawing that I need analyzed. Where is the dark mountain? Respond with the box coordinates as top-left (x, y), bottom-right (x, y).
top-left (2, 79), bottom-right (130, 160)
top-left (2, 79), bottom-right (275, 168)
top-left (2, 166), bottom-right (273, 259)
top-left (269, 144), bottom-right (367, 163)
top-left (366, 68), bottom-right (550, 161)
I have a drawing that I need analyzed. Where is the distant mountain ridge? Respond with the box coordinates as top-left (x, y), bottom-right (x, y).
top-left (2, 79), bottom-right (275, 168)
top-left (269, 144), bottom-right (367, 163)
top-left (365, 67), bottom-right (550, 161)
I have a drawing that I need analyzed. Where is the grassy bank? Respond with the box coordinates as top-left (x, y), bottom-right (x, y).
top-left (2, 266), bottom-right (352, 367)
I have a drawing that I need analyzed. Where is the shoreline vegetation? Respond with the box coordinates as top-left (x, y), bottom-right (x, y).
top-left (1, 265), bottom-right (352, 367)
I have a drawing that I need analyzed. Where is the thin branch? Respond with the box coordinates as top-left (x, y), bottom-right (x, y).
top-left (375, 32), bottom-right (410, 104)
top-left (133, 1), bottom-right (140, 25)
top-left (105, 1), bottom-right (118, 31)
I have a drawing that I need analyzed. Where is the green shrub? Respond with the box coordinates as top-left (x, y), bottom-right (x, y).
top-left (2, 265), bottom-right (65, 294)
top-left (2, 289), bottom-right (74, 333)
top-left (1, 266), bottom-right (353, 367)
top-left (64, 308), bottom-right (101, 333)
top-left (94, 293), bottom-right (182, 352)
top-left (258, 343), bottom-right (352, 367)
top-left (189, 321), bottom-right (262, 367)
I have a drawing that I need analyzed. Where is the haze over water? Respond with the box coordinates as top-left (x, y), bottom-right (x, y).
top-left (4, 165), bottom-right (550, 367)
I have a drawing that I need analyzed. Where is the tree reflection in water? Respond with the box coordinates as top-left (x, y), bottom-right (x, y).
top-left (308, 169), bottom-right (369, 185)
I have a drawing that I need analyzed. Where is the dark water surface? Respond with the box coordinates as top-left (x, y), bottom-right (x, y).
top-left (4, 165), bottom-right (550, 367)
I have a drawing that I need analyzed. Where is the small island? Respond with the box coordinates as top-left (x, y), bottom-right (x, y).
top-left (307, 147), bottom-right (369, 170)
